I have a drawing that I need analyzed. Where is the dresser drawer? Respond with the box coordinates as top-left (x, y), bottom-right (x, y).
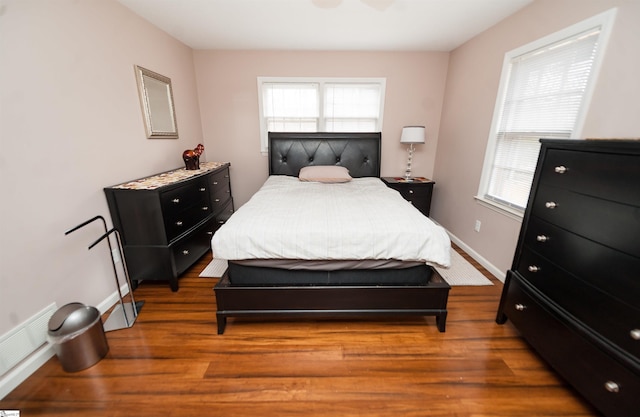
top-left (523, 216), bottom-right (640, 306)
top-left (517, 250), bottom-right (640, 359)
top-left (211, 186), bottom-right (232, 214)
top-left (532, 184), bottom-right (640, 258)
top-left (539, 149), bottom-right (640, 206)
top-left (213, 199), bottom-right (234, 230)
top-left (161, 178), bottom-right (210, 218)
top-left (172, 217), bottom-right (218, 275)
top-left (164, 202), bottom-right (213, 242)
top-left (209, 168), bottom-right (232, 213)
top-left (209, 168), bottom-right (231, 191)
top-left (503, 274), bottom-right (640, 417)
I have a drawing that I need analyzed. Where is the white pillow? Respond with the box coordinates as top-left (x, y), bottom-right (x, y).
top-left (298, 165), bottom-right (352, 183)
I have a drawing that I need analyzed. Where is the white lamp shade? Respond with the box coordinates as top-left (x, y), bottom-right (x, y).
top-left (400, 126), bottom-right (426, 144)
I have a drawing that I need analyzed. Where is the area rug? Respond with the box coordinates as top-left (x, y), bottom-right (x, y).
top-left (435, 249), bottom-right (494, 286)
top-left (200, 250), bottom-right (492, 286)
top-left (199, 258), bottom-right (228, 278)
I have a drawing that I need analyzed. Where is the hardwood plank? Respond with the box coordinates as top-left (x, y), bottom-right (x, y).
top-left (1, 249), bottom-right (601, 417)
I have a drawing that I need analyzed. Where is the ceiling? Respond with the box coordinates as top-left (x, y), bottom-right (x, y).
top-left (117, 0), bottom-right (534, 52)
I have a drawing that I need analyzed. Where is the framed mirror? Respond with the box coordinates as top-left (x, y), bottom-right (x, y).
top-left (134, 65), bottom-right (178, 139)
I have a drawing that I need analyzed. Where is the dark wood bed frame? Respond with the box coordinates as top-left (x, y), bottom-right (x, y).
top-left (214, 132), bottom-right (450, 334)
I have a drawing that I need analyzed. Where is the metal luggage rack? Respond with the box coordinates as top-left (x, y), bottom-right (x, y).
top-left (65, 215), bottom-right (144, 332)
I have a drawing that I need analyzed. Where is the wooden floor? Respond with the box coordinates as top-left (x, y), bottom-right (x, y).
top-left (3, 248), bottom-right (601, 416)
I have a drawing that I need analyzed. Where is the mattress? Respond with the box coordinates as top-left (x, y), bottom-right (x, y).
top-left (211, 175), bottom-right (451, 268)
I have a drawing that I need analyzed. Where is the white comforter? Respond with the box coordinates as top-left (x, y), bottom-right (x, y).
top-left (211, 176), bottom-right (451, 268)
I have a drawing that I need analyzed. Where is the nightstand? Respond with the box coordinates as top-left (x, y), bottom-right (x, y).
top-left (382, 177), bottom-right (434, 217)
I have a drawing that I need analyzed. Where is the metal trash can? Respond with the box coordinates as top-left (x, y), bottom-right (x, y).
top-left (47, 302), bottom-right (109, 372)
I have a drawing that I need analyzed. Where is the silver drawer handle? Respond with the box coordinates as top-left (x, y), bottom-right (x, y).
top-left (554, 165), bottom-right (567, 174)
top-left (214, 198), bottom-right (220, 202)
top-left (172, 198), bottom-right (180, 203)
top-left (536, 235), bottom-right (550, 242)
top-left (199, 187), bottom-right (206, 192)
top-left (218, 220), bottom-right (225, 224)
top-left (409, 190), bottom-right (414, 194)
top-left (176, 221), bottom-right (183, 226)
top-left (604, 381), bottom-right (620, 393)
top-left (630, 329), bottom-right (640, 340)
top-left (202, 206), bottom-right (209, 211)
top-left (528, 265), bottom-right (541, 272)
top-left (213, 181), bottom-right (218, 185)
top-left (207, 231), bottom-right (213, 235)
top-left (545, 201), bottom-right (557, 209)
top-left (182, 250), bottom-right (189, 255)
top-left (515, 304), bottom-right (527, 311)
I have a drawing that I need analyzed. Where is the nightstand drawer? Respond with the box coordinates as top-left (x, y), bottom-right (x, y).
top-left (382, 178), bottom-right (434, 216)
top-left (397, 186), bottom-right (430, 205)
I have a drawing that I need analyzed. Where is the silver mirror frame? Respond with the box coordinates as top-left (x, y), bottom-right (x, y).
top-left (134, 65), bottom-right (178, 139)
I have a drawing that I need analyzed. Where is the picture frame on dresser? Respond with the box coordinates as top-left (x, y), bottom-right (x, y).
top-left (496, 138), bottom-right (640, 417)
top-left (104, 162), bottom-right (233, 291)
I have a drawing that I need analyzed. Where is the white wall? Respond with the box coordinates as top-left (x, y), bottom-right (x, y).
top-left (432, 0), bottom-right (640, 278)
top-left (0, 0), bottom-right (204, 336)
top-left (193, 50), bottom-right (450, 208)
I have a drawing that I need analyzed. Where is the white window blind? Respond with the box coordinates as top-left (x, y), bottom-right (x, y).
top-left (258, 77), bottom-right (385, 153)
top-left (324, 83), bottom-right (382, 131)
top-left (479, 9), bottom-right (615, 214)
top-left (262, 82), bottom-right (319, 133)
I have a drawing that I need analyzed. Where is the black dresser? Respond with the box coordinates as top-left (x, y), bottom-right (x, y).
top-left (496, 139), bottom-right (639, 417)
top-left (104, 162), bottom-right (233, 291)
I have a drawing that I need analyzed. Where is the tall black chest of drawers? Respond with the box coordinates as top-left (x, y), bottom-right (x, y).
top-left (496, 139), bottom-right (640, 417)
top-left (104, 162), bottom-right (233, 291)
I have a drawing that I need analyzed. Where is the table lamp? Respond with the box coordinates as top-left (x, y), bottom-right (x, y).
top-left (400, 126), bottom-right (425, 180)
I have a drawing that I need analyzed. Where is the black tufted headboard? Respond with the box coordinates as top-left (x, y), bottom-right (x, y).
top-left (268, 132), bottom-right (381, 178)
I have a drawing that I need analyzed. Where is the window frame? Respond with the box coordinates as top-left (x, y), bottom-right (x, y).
top-left (475, 8), bottom-right (617, 219)
top-left (257, 77), bottom-right (386, 154)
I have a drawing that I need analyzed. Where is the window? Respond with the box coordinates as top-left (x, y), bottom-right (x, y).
top-left (477, 9), bottom-right (616, 216)
top-left (257, 77), bottom-right (385, 153)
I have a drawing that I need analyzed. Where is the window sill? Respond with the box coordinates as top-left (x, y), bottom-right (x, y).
top-left (474, 196), bottom-right (524, 221)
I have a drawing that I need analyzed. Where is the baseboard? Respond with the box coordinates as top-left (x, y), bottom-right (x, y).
top-left (0, 344), bottom-right (55, 399)
top-left (96, 282), bottom-right (131, 315)
top-left (0, 283), bottom-right (129, 399)
top-left (447, 232), bottom-right (506, 283)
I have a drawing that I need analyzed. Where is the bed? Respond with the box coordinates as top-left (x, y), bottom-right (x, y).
top-left (212, 132), bottom-right (452, 334)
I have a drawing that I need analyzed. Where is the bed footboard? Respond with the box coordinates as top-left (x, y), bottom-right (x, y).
top-left (214, 268), bottom-right (450, 334)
